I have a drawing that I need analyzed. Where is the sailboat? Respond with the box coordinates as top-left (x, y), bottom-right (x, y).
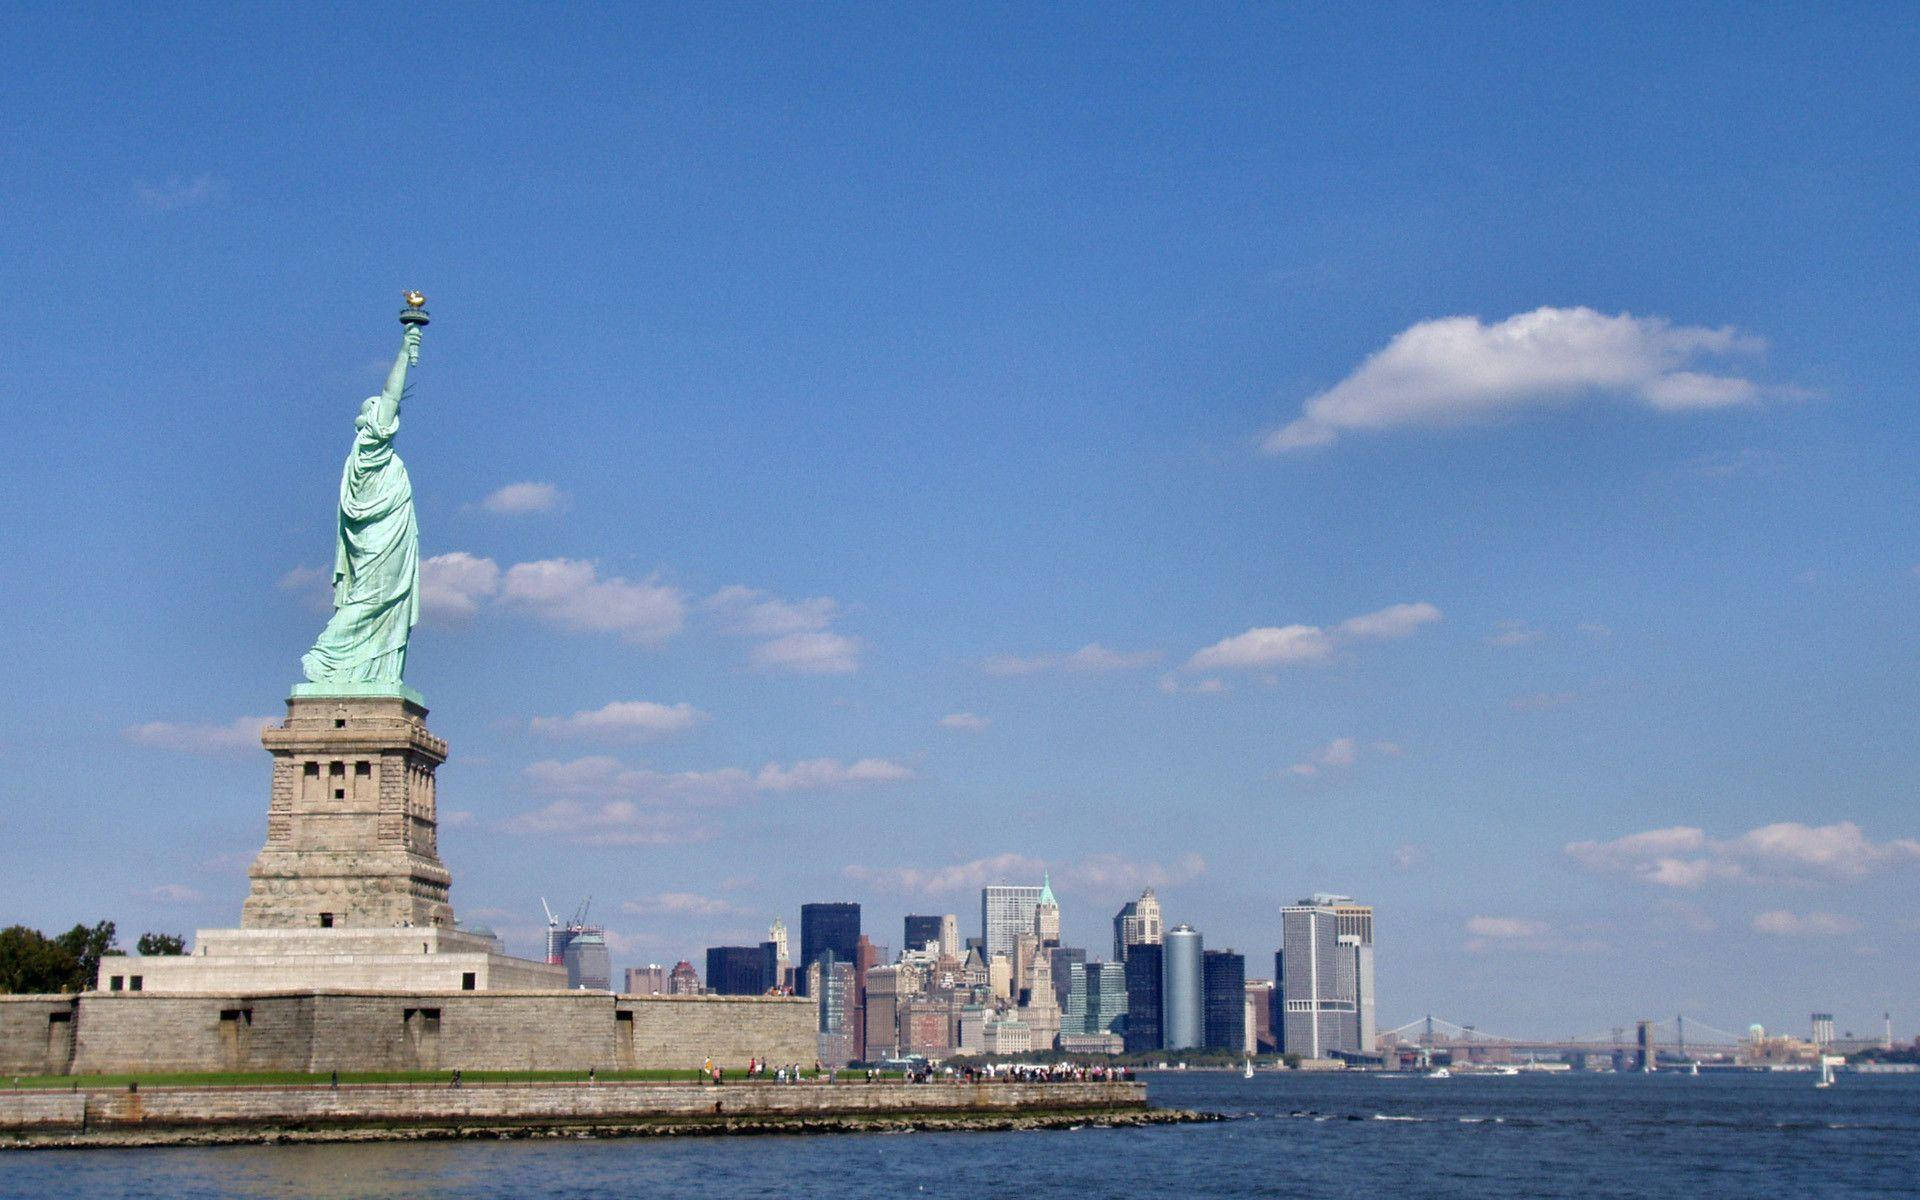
top-left (1816, 1054), bottom-right (1843, 1088)
top-left (1243, 1058), bottom-right (1255, 1079)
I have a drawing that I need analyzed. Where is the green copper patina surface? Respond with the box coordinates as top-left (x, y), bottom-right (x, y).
top-left (297, 317), bottom-right (425, 696)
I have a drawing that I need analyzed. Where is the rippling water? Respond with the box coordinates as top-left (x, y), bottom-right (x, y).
top-left (5, 1070), bottom-right (1915, 1199)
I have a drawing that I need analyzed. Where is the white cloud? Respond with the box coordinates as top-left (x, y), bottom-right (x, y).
top-left (1461, 915), bottom-right (1607, 955)
top-left (1466, 916), bottom-right (1549, 939)
top-left (498, 558), bottom-right (685, 645)
top-left (1062, 644), bottom-right (1163, 671)
top-left (1566, 821), bottom-right (1920, 889)
top-left (1057, 853), bottom-right (1206, 892)
top-left (1158, 674), bottom-right (1227, 695)
top-left (844, 852), bottom-right (1046, 895)
top-left (1320, 737), bottom-right (1359, 766)
top-left (520, 754), bottom-right (911, 807)
top-left (277, 565), bottom-right (333, 612)
top-left (753, 758), bottom-right (914, 791)
top-left (504, 799), bottom-right (712, 845)
top-left (1187, 602), bottom-right (1439, 671)
top-left (621, 892), bottom-right (746, 918)
top-left (843, 852), bottom-right (1204, 896)
top-left (295, 551), bottom-right (504, 624)
top-left (1336, 603), bottom-right (1443, 642)
top-left (1264, 307), bottom-right (1768, 452)
top-left (985, 643), bottom-right (1163, 675)
top-left (126, 715), bottom-right (279, 756)
top-left (1751, 910), bottom-right (1862, 937)
top-left (704, 586), bottom-right (839, 637)
top-left (523, 757), bottom-right (753, 805)
top-left (136, 174), bottom-right (225, 211)
top-left (149, 884), bottom-right (203, 904)
top-left (705, 586), bottom-right (861, 673)
top-left (1189, 625), bottom-right (1334, 671)
top-left (1287, 736), bottom-right (1376, 777)
top-left (420, 552), bottom-right (502, 621)
top-left (531, 700), bottom-right (707, 741)
top-left (751, 631), bottom-right (862, 674)
top-left (940, 712), bottom-right (991, 732)
top-left (480, 482), bottom-right (562, 515)
top-left (1731, 821), bottom-right (1919, 876)
top-left (1486, 620), bottom-right (1542, 648)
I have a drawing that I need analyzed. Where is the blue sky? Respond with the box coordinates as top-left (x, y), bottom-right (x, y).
top-left (4, 4), bottom-right (1918, 1039)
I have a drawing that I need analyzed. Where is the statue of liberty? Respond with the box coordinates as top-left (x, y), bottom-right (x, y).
top-left (299, 296), bottom-right (430, 690)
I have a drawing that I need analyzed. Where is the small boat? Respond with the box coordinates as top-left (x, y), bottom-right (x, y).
top-left (1426, 1067), bottom-right (1451, 1079)
top-left (1243, 1059), bottom-right (1256, 1079)
top-left (1816, 1055), bottom-right (1843, 1088)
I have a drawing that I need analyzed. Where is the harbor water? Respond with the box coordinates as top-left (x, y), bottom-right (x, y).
top-left (3, 1069), bottom-right (1915, 1198)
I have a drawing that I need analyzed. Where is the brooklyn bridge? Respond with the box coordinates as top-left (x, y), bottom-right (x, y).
top-left (1380, 1014), bottom-right (1753, 1069)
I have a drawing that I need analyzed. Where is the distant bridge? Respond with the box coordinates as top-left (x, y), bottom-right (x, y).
top-left (1381, 1014), bottom-right (1748, 1061)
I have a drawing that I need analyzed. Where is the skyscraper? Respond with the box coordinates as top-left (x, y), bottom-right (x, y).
top-left (1203, 949), bottom-right (1246, 1051)
top-left (624, 964), bottom-right (666, 995)
top-left (798, 902), bottom-right (860, 997)
top-left (1020, 944), bottom-right (1061, 1050)
top-left (1280, 895), bottom-right (1371, 1058)
top-left (981, 884), bottom-right (1045, 963)
top-left (864, 965), bottom-right (908, 1062)
top-left (1161, 924), bottom-right (1204, 1051)
top-left (667, 960), bottom-right (701, 995)
top-left (810, 952), bottom-right (858, 1068)
top-left (1123, 942), bottom-right (1163, 1052)
top-left (1332, 898), bottom-right (1376, 1052)
top-left (937, 914), bottom-right (959, 958)
top-left (1065, 960), bottom-right (1129, 1037)
top-left (768, 918), bottom-right (793, 991)
top-left (758, 940), bottom-right (781, 992)
top-left (1271, 951), bottom-right (1285, 1050)
top-left (1049, 945), bottom-right (1087, 1010)
top-left (1246, 978), bottom-right (1276, 1053)
top-left (705, 945), bottom-right (770, 995)
top-left (854, 933), bottom-right (883, 1059)
top-left (1034, 874), bottom-right (1061, 945)
top-left (1113, 888), bottom-right (1163, 960)
top-left (563, 929), bottom-right (610, 991)
top-left (904, 914), bottom-right (944, 953)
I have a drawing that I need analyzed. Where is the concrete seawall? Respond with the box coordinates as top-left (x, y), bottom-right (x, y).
top-left (1, 1080), bottom-right (1170, 1148)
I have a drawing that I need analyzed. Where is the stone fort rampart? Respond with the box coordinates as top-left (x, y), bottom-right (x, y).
top-left (2, 991), bottom-right (813, 1077)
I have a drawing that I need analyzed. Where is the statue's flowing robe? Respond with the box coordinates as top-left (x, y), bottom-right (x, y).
top-left (300, 394), bottom-right (419, 683)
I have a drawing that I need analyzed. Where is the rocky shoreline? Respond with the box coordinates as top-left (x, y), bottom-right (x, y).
top-left (2, 1105), bottom-right (1219, 1150)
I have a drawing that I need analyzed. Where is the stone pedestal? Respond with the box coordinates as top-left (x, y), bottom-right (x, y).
top-left (241, 694), bottom-right (454, 930)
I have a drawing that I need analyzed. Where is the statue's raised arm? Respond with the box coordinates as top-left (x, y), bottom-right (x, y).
top-left (370, 325), bottom-right (421, 429)
top-left (295, 295), bottom-right (431, 696)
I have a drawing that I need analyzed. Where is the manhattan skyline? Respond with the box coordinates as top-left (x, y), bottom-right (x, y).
top-left (2, 5), bottom-right (1917, 1037)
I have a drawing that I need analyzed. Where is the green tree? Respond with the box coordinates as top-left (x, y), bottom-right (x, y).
top-left (136, 932), bottom-right (187, 956)
top-left (53, 921), bottom-right (117, 991)
top-left (0, 925), bottom-right (78, 993)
